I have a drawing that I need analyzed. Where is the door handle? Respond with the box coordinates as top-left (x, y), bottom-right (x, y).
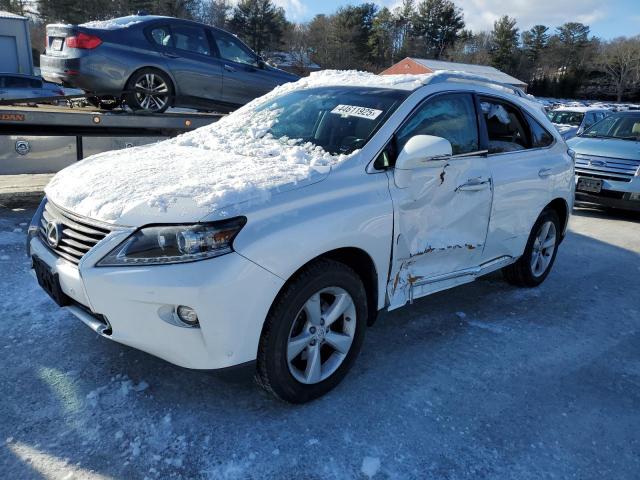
top-left (538, 168), bottom-right (552, 178)
top-left (456, 177), bottom-right (491, 192)
top-left (224, 64), bottom-right (236, 72)
top-left (163, 52), bottom-right (179, 59)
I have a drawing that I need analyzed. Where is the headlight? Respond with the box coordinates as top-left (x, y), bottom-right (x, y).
top-left (97, 217), bottom-right (246, 266)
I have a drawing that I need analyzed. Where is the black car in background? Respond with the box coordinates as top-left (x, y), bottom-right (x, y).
top-left (40, 14), bottom-right (299, 113)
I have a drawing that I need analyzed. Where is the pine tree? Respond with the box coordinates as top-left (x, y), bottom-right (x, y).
top-left (490, 15), bottom-right (519, 73)
top-left (228, 0), bottom-right (287, 55)
top-left (413, 0), bottom-right (464, 59)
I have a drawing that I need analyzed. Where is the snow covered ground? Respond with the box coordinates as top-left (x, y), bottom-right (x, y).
top-left (0, 202), bottom-right (639, 479)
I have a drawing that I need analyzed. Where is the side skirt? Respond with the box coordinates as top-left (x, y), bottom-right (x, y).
top-left (387, 255), bottom-right (514, 311)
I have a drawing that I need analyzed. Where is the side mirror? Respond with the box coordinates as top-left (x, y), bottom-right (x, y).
top-left (257, 56), bottom-right (266, 69)
top-left (394, 135), bottom-right (452, 188)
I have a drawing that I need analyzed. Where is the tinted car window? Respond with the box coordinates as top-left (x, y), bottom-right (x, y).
top-left (150, 26), bottom-right (172, 48)
top-left (171, 24), bottom-right (211, 55)
top-left (526, 113), bottom-right (554, 148)
top-left (214, 32), bottom-right (256, 66)
top-left (396, 93), bottom-right (479, 155)
top-left (480, 98), bottom-right (529, 153)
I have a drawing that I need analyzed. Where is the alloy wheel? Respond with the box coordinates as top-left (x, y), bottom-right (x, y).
top-left (133, 73), bottom-right (169, 112)
top-left (287, 287), bottom-right (357, 384)
top-left (531, 220), bottom-right (557, 277)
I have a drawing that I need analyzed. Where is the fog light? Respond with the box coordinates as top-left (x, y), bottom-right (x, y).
top-left (176, 305), bottom-right (199, 327)
top-left (630, 193), bottom-right (640, 201)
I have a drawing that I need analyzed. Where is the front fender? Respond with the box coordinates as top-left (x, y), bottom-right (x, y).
top-left (232, 166), bottom-right (394, 311)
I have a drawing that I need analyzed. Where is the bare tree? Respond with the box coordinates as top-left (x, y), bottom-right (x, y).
top-left (599, 36), bottom-right (640, 102)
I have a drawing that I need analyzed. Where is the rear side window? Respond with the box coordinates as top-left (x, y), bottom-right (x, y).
top-left (214, 32), bottom-right (257, 66)
top-left (526, 113), bottom-right (554, 148)
top-left (480, 98), bottom-right (530, 154)
top-left (171, 24), bottom-right (211, 56)
top-left (396, 93), bottom-right (479, 155)
top-left (149, 26), bottom-right (172, 48)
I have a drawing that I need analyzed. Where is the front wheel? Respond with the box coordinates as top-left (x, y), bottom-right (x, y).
top-left (256, 259), bottom-right (367, 403)
top-left (502, 209), bottom-right (561, 287)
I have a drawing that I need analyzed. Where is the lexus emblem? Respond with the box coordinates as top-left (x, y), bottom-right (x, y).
top-left (46, 221), bottom-right (61, 248)
top-left (15, 140), bottom-right (30, 155)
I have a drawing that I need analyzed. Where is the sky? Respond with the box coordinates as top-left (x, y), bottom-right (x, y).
top-left (272, 0), bottom-right (640, 39)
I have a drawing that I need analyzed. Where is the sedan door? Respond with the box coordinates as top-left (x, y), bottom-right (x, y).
top-left (149, 23), bottom-right (223, 105)
top-left (211, 30), bottom-right (282, 106)
top-left (385, 93), bottom-right (493, 309)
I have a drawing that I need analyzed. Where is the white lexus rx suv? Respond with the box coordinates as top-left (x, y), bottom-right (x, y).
top-left (27, 71), bottom-right (574, 403)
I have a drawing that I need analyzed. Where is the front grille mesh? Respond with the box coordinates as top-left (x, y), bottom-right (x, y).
top-left (39, 201), bottom-right (111, 264)
top-left (575, 154), bottom-right (640, 183)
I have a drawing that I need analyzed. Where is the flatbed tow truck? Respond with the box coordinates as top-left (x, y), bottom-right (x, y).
top-left (0, 98), bottom-right (222, 204)
top-left (0, 102), bottom-right (222, 176)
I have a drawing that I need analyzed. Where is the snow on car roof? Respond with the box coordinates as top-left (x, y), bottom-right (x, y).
top-left (79, 16), bottom-right (144, 29)
top-left (555, 106), bottom-right (610, 113)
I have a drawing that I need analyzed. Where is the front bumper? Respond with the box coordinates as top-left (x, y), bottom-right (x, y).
top-left (575, 175), bottom-right (640, 212)
top-left (28, 235), bottom-right (284, 370)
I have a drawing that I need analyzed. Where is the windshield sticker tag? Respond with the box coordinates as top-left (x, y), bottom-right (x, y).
top-left (331, 105), bottom-right (383, 120)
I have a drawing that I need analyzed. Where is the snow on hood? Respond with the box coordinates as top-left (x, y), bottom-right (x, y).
top-left (45, 70), bottom-right (426, 226)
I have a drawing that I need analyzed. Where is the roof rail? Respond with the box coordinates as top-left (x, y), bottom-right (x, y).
top-left (424, 71), bottom-right (526, 97)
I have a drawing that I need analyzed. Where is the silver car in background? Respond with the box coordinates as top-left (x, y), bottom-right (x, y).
top-left (568, 112), bottom-right (640, 211)
top-left (548, 106), bottom-right (611, 140)
top-left (40, 14), bottom-right (298, 113)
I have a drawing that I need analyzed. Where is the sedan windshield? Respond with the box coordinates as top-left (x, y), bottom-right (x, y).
top-left (581, 113), bottom-right (640, 141)
top-left (548, 111), bottom-right (584, 126)
top-left (254, 87), bottom-right (409, 155)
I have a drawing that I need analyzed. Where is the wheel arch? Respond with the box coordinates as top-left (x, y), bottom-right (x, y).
top-left (545, 198), bottom-right (569, 242)
top-left (264, 247), bottom-right (380, 333)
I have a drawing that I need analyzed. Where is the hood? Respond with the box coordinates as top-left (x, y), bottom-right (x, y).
top-left (567, 136), bottom-right (640, 161)
top-left (45, 107), bottom-right (343, 226)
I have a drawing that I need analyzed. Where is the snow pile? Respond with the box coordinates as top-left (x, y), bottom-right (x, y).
top-left (45, 70), bottom-right (429, 224)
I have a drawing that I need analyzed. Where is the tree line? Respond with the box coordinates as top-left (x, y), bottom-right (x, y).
top-left (2, 0), bottom-right (639, 100)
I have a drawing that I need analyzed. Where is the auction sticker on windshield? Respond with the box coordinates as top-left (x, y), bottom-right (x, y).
top-left (331, 105), bottom-right (383, 120)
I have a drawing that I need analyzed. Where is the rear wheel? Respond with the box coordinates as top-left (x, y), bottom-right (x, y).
top-left (502, 209), bottom-right (561, 287)
top-left (87, 95), bottom-right (121, 110)
top-left (256, 259), bottom-right (367, 403)
top-left (125, 68), bottom-right (172, 113)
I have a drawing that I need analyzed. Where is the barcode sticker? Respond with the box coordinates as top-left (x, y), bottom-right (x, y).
top-left (330, 104), bottom-right (383, 120)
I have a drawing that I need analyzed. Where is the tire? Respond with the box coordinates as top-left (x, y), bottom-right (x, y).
top-left (256, 259), bottom-right (368, 403)
top-left (502, 209), bottom-right (561, 287)
top-left (125, 68), bottom-right (173, 113)
top-left (87, 95), bottom-right (121, 110)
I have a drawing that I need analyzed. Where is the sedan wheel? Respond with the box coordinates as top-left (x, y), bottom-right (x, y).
top-left (125, 69), bottom-right (172, 113)
top-left (287, 287), bottom-right (357, 385)
top-left (134, 73), bottom-right (169, 112)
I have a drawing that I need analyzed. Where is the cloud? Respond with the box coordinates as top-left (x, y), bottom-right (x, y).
top-left (273, 0), bottom-right (307, 21)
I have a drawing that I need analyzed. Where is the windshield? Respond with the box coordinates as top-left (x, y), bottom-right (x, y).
top-left (581, 113), bottom-right (640, 141)
top-left (254, 87), bottom-right (409, 155)
top-left (548, 111), bottom-right (584, 126)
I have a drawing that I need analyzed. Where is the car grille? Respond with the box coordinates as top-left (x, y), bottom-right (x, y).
top-left (575, 154), bottom-right (640, 183)
top-left (39, 201), bottom-right (111, 265)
